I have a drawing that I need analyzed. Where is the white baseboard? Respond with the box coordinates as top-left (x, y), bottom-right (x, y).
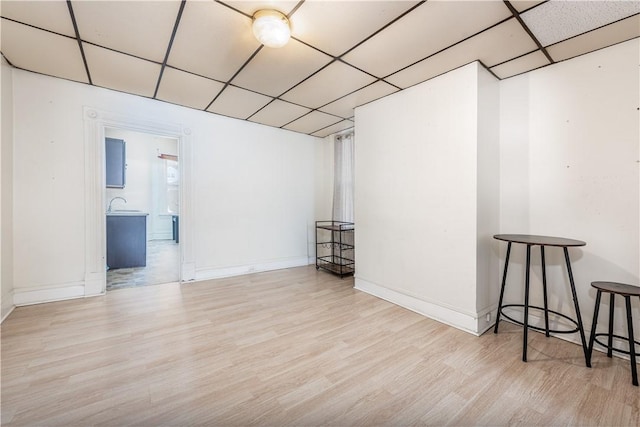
top-left (354, 277), bottom-right (497, 336)
top-left (13, 282), bottom-right (86, 306)
top-left (1, 290), bottom-right (15, 323)
top-left (84, 271), bottom-right (106, 296)
top-left (1, 305), bottom-right (15, 323)
top-left (181, 261), bottom-right (196, 282)
top-left (194, 257), bottom-right (310, 282)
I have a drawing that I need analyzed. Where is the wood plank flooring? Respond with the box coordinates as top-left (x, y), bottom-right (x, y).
top-left (2, 266), bottom-right (638, 426)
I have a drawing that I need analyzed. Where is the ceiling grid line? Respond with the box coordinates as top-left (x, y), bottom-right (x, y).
top-left (489, 47), bottom-right (541, 69)
top-left (65, 0), bottom-right (92, 84)
top-left (0, 15), bottom-right (71, 38)
top-left (503, 0), bottom-right (554, 64)
top-left (2, 0), bottom-right (637, 137)
top-left (78, 41), bottom-right (163, 65)
top-left (381, 14), bottom-right (515, 82)
top-left (153, 0), bottom-right (187, 99)
top-left (545, 12), bottom-right (640, 49)
top-left (275, 59), bottom-right (337, 100)
top-left (204, 45), bottom-right (264, 111)
top-left (335, 0), bottom-right (427, 60)
top-left (286, 0), bottom-right (306, 19)
top-left (214, 0), bottom-right (252, 19)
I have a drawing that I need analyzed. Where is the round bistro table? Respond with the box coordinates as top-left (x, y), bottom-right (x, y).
top-left (493, 234), bottom-right (589, 366)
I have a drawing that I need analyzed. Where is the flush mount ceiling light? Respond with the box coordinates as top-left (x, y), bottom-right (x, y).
top-left (252, 9), bottom-right (291, 48)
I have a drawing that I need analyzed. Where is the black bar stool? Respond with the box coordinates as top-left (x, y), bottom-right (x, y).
top-left (493, 234), bottom-right (589, 365)
top-left (587, 281), bottom-right (640, 386)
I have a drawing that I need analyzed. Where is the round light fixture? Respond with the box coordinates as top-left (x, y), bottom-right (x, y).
top-left (252, 9), bottom-right (290, 48)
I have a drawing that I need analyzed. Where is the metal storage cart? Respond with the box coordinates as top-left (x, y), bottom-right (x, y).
top-left (315, 221), bottom-right (354, 277)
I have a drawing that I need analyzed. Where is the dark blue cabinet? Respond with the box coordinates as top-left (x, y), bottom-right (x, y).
top-left (106, 137), bottom-right (126, 188)
top-left (106, 214), bottom-right (147, 269)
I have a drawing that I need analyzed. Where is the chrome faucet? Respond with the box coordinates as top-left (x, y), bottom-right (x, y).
top-left (107, 196), bottom-right (127, 213)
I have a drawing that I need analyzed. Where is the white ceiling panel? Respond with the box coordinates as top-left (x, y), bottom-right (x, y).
top-left (291, 0), bottom-right (420, 56)
top-left (547, 14), bottom-right (640, 62)
top-left (472, 18), bottom-right (538, 67)
top-left (0, 0), bottom-right (75, 36)
top-left (283, 110), bottom-right (341, 134)
top-left (168, 0), bottom-right (261, 81)
top-left (207, 85), bottom-right (273, 119)
top-left (248, 99), bottom-right (311, 128)
top-left (319, 80), bottom-right (398, 118)
top-left (232, 38), bottom-right (332, 97)
top-left (84, 44), bottom-right (160, 97)
top-left (386, 18), bottom-right (538, 89)
top-left (2, 0), bottom-right (636, 136)
top-left (73, 1), bottom-right (181, 62)
top-left (312, 120), bottom-right (354, 138)
top-left (342, 0), bottom-right (512, 78)
top-left (490, 50), bottom-right (550, 79)
top-left (156, 67), bottom-right (225, 110)
top-left (221, 1), bottom-right (300, 17)
top-left (0, 20), bottom-right (88, 83)
top-left (522, 0), bottom-right (640, 47)
top-left (281, 61), bottom-right (376, 108)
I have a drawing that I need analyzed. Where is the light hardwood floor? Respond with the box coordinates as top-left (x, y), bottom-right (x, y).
top-left (2, 266), bottom-right (638, 426)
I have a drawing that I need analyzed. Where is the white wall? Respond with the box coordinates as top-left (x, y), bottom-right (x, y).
top-left (1, 57), bottom-right (15, 320)
top-left (191, 117), bottom-right (317, 278)
top-left (476, 65), bottom-right (501, 314)
top-left (354, 62), bottom-right (499, 334)
top-left (499, 39), bottom-right (640, 343)
top-left (105, 128), bottom-right (178, 240)
top-left (11, 69), bottom-right (323, 305)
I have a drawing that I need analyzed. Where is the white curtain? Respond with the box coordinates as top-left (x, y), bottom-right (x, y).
top-left (332, 132), bottom-right (354, 223)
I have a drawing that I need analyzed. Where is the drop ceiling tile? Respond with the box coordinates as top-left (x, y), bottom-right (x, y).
top-left (319, 80), bottom-right (398, 118)
top-left (0, 0), bottom-right (75, 36)
top-left (207, 85), bottom-right (273, 119)
top-left (156, 67), bottom-right (225, 110)
top-left (232, 38), bottom-right (332, 97)
top-left (168, 0), bottom-right (261, 81)
top-left (220, 1), bottom-right (300, 16)
top-left (283, 110), bottom-right (341, 134)
top-left (342, 0), bottom-right (512, 78)
top-left (547, 14), bottom-right (640, 62)
top-left (280, 61), bottom-right (376, 108)
top-left (0, 20), bottom-right (88, 83)
top-left (73, 1), bottom-right (181, 62)
top-left (84, 44), bottom-right (160, 97)
top-left (386, 18), bottom-right (537, 88)
top-left (291, 0), bottom-right (420, 56)
top-left (490, 50), bottom-right (550, 79)
top-left (248, 99), bottom-right (310, 128)
top-left (511, 0), bottom-right (546, 13)
top-left (312, 120), bottom-right (355, 138)
top-left (522, 0), bottom-right (639, 46)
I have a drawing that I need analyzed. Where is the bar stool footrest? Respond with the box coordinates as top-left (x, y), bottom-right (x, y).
top-left (593, 333), bottom-right (640, 357)
top-left (500, 304), bottom-right (580, 334)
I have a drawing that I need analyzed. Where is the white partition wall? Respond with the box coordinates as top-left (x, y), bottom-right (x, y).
top-left (354, 62), bottom-right (500, 335)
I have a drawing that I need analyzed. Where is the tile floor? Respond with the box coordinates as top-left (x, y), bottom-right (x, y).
top-left (106, 239), bottom-right (180, 291)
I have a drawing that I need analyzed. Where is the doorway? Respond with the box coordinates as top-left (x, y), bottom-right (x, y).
top-left (104, 127), bottom-right (180, 291)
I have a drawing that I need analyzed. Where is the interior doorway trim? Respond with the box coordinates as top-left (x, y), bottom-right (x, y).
top-left (83, 106), bottom-right (195, 295)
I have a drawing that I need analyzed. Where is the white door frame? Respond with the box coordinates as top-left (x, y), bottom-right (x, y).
top-left (82, 106), bottom-right (195, 295)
